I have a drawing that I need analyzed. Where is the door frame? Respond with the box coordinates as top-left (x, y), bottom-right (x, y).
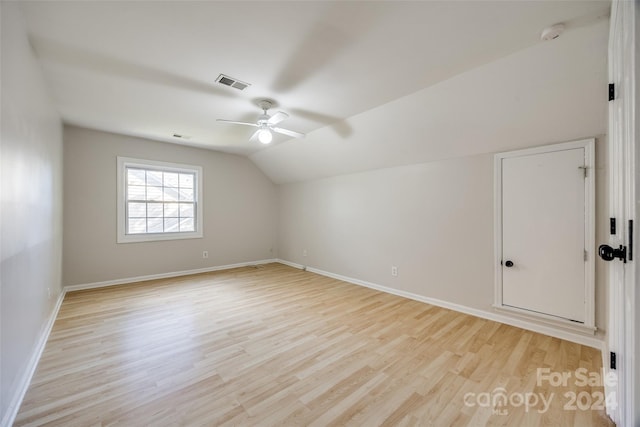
top-left (493, 138), bottom-right (596, 333)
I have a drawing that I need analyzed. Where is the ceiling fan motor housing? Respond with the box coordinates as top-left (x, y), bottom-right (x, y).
top-left (216, 98), bottom-right (305, 141)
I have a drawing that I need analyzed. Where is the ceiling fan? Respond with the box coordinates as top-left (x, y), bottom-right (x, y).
top-left (216, 100), bottom-right (305, 144)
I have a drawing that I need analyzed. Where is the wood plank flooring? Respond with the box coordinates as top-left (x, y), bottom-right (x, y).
top-left (15, 263), bottom-right (614, 426)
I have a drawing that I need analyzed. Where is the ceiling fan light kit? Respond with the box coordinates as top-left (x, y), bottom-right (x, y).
top-left (216, 99), bottom-right (305, 144)
top-left (258, 129), bottom-right (273, 144)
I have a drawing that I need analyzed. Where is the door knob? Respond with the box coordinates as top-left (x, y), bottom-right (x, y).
top-left (504, 260), bottom-right (514, 267)
top-left (598, 244), bottom-right (627, 263)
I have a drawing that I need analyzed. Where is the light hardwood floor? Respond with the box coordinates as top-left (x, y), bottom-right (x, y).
top-left (16, 263), bottom-right (613, 426)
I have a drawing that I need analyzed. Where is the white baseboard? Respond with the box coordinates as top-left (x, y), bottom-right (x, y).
top-left (276, 259), bottom-right (305, 269)
top-left (276, 259), bottom-right (604, 350)
top-left (64, 259), bottom-right (277, 292)
top-left (1, 290), bottom-right (66, 427)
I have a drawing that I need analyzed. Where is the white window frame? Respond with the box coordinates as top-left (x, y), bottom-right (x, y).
top-left (117, 157), bottom-right (203, 243)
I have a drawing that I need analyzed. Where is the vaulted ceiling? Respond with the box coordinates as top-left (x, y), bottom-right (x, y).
top-left (21, 1), bottom-right (610, 182)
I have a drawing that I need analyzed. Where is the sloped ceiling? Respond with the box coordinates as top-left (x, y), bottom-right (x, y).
top-left (19, 1), bottom-right (609, 182)
top-left (252, 19), bottom-right (609, 183)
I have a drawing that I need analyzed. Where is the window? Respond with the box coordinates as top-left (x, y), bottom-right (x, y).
top-left (117, 157), bottom-right (203, 243)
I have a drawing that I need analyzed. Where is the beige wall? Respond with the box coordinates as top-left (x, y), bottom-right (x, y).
top-left (0, 2), bottom-right (64, 422)
top-left (63, 126), bottom-right (277, 286)
top-left (278, 138), bottom-right (609, 338)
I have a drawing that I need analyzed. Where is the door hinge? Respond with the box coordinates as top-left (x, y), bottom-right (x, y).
top-left (610, 218), bottom-right (616, 235)
top-left (609, 83), bottom-right (615, 101)
top-left (584, 250), bottom-right (588, 261)
top-left (578, 166), bottom-right (587, 178)
top-left (629, 220), bottom-right (634, 261)
top-left (610, 352), bottom-right (616, 370)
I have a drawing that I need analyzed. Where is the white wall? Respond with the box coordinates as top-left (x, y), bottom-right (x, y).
top-left (279, 155), bottom-right (494, 306)
top-left (63, 126), bottom-right (277, 286)
top-left (0, 2), bottom-right (64, 423)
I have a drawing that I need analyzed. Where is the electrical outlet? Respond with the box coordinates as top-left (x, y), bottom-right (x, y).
top-left (303, 249), bottom-right (307, 257)
top-left (391, 266), bottom-right (398, 277)
top-left (202, 251), bottom-right (209, 259)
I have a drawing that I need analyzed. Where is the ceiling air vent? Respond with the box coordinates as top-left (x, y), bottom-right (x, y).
top-left (215, 74), bottom-right (250, 91)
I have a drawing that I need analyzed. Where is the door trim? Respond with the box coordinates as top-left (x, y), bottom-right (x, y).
top-left (493, 138), bottom-right (596, 333)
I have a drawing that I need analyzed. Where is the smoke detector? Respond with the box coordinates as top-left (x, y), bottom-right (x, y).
top-left (541, 23), bottom-right (565, 41)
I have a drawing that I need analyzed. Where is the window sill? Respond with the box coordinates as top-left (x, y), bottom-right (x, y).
top-left (117, 231), bottom-right (203, 244)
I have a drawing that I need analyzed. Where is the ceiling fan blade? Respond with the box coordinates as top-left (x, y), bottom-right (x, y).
top-left (267, 111), bottom-right (289, 125)
top-left (216, 119), bottom-right (258, 127)
top-left (249, 129), bottom-right (260, 142)
top-left (272, 127), bottom-right (305, 139)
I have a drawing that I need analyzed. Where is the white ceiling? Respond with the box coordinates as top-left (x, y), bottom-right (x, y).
top-left (252, 16), bottom-right (610, 183)
top-left (21, 1), bottom-right (609, 158)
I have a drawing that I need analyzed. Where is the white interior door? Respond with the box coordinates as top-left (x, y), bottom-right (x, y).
top-left (603, 1), bottom-right (636, 424)
top-left (495, 139), bottom-right (595, 329)
top-left (501, 147), bottom-right (586, 322)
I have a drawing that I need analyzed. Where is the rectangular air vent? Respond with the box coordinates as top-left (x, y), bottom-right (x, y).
top-left (216, 74), bottom-right (250, 91)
